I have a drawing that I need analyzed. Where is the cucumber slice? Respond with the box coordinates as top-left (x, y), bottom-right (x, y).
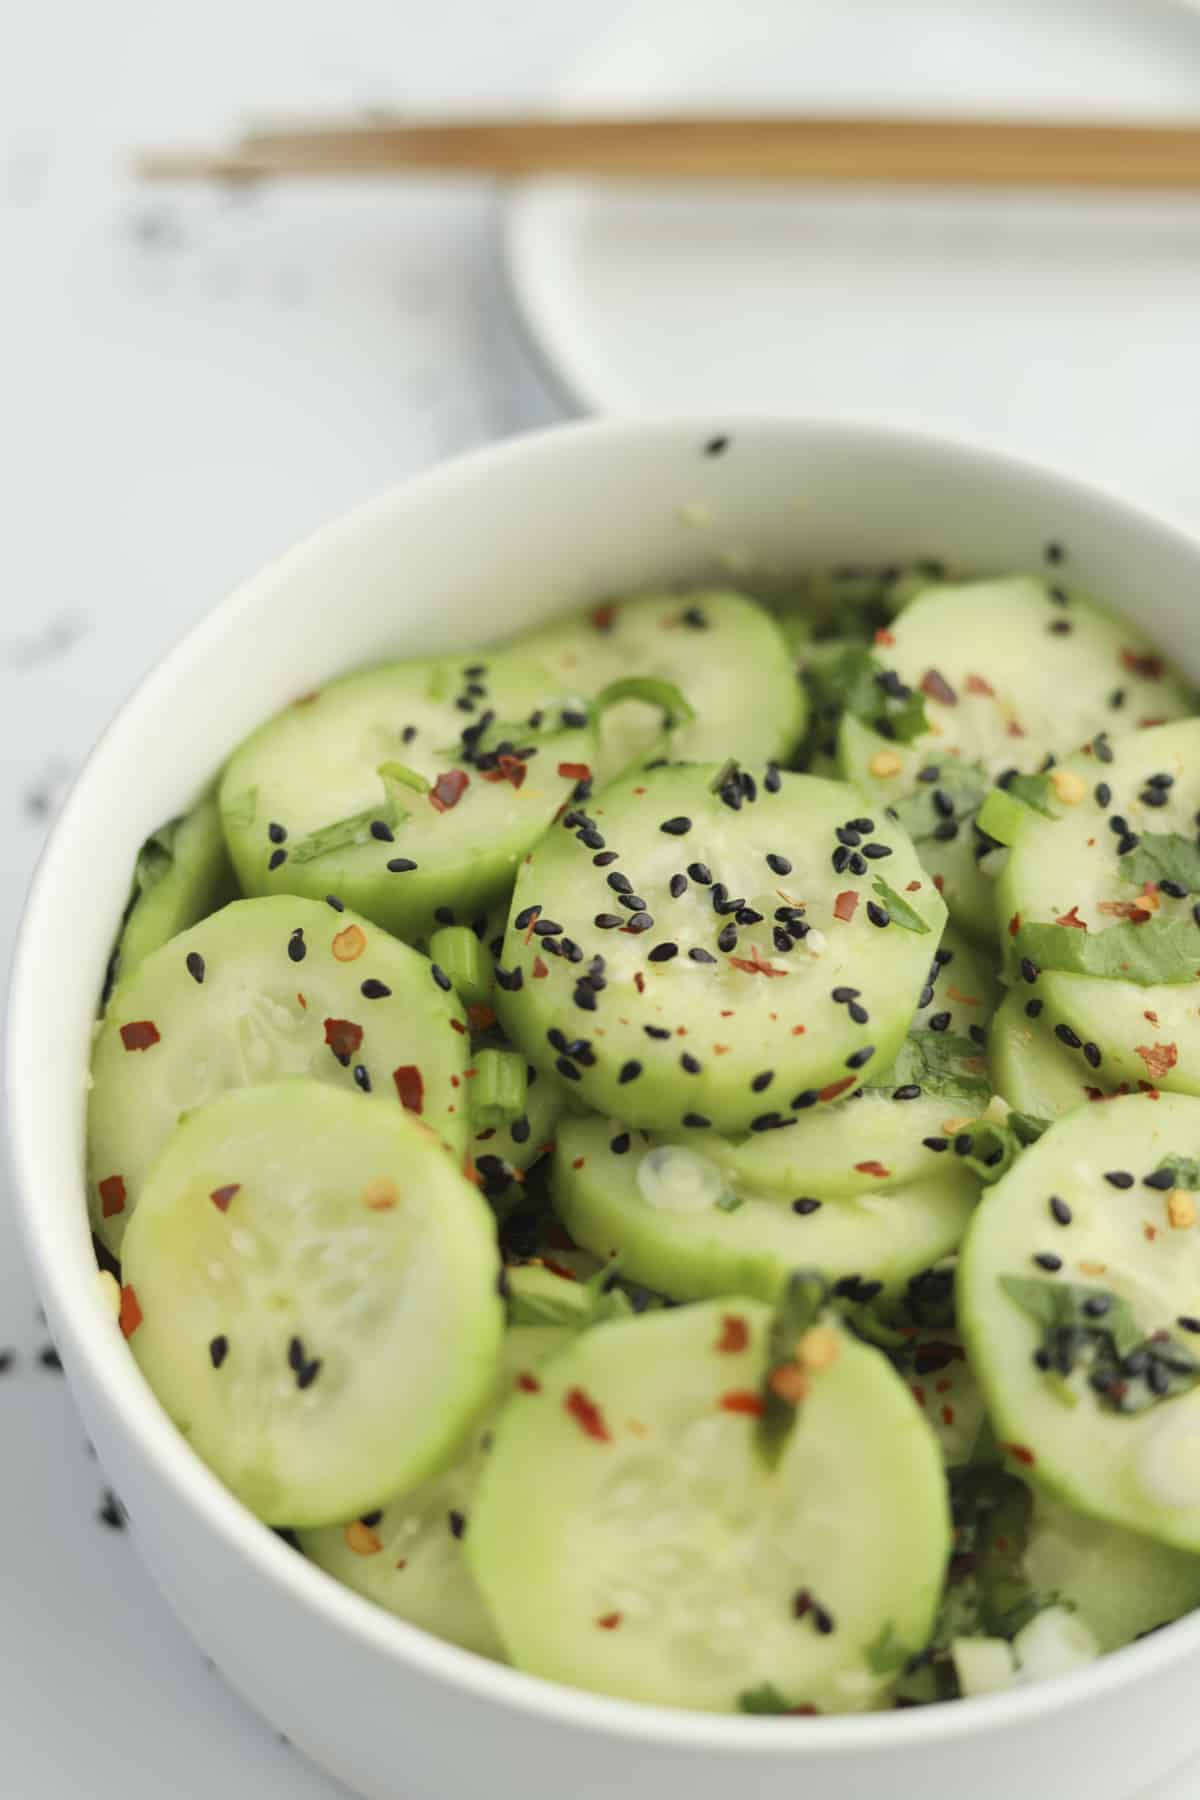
top-left (467, 1300), bottom-right (949, 1712)
top-left (877, 575), bottom-right (1193, 775)
top-left (88, 896), bottom-right (469, 1254)
top-left (105, 795), bottom-right (237, 1002)
top-left (837, 714), bottom-right (997, 944)
top-left (997, 720), bottom-right (1200, 1095)
top-left (299, 1325), bottom-right (568, 1658)
top-left (120, 1080), bottom-right (504, 1528)
top-left (495, 762), bottom-right (945, 1137)
top-left (959, 1092), bottom-right (1200, 1550)
top-left (219, 651), bottom-right (596, 943)
top-left (989, 993), bottom-right (1120, 1118)
top-left (1026, 1491), bottom-right (1200, 1653)
top-left (510, 591), bottom-right (806, 780)
top-left (553, 1098), bottom-right (977, 1304)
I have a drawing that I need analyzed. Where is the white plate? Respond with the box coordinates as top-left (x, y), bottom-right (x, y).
top-left (507, 0), bottom-right (1200, 526)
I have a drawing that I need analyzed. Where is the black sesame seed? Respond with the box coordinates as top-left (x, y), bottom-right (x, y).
top-left (933, 820), bottom-right (959, 842)
top-left (917, 766), bottom-right (940, 784)
top-left (580, 829), bottom-right (605, 850)
top-left (1141, 789), bottom-right (1170, 809)
top-left (325, 894), bottom-right (345, 912)
top-left (932, 788), bottom-right (955, 819)
top-left (494, 965), bottom-right (523, 992)
top-left (431, 964), bottom-right (452, 992)
top-left (287, 928), bottom-right (306, 964)
top-left (928, 1011), bottom-right (951, 1033)
top-left (1034, 1253), bottom-right (1063, 1272)
top-left (1179, 1316), bottom-right (1200, 1334)
top-left (660, 816), bottom-right (692, 837)
top-left (268, 821), bottom-right (287, 844)
top-left (618, 1061), bottom-right (642, 1084)
top-left (1160, 880), bottom-right (1189, 899)
top-left (627, 912), bottom-right (654, 933)
top-left (792, 1198), bottom-right (822, 1215)
top-left (98, 1491), bottom-right (126, 1530)
top-left (689, 947), bottom-right (717, 963)
top-left (792, 1090), bottom-right (819, 1110)
top-left (922, 1137), bottom-right (949, 1153)
top-left (750, 1113), bottom-right (785, 1133)
top-left (1054, 1023), bottom-right (1081, 1049)
top-left (1050, 1196), bottom-right (1072, 1226)
top-left (764, 763), bottom-right (782, 794)
top-left (594, 913), bottom-right (623, 929)
top-left (533, 918), bottom-right (563, 936)
top-left (1083, 1042), bottom-right (1102, 1069)
top-left (717, 924), bottom-right (738, 952)
top-left (1148, 771), bottom-right (1175, 789)
top-left (892, 1085), bottom-right (922, 1100)
top-left (369, 820), bottom-right (394, 843)
top-left (209, 1335), bottom-right (228, 1369)
top-left (847, 853), bottom-right (867, 876)
top-left (1045, 540), bottom-right (1065, 564)
top-left (1020, 958), bottom-right (1039, 984)
top-left (836, 826), bottom-right (862, 847)
top-left (831, 846), bottom-right (850, 874)
top-left (268, 848), bottom-right (288, 870)
top-left (185, 951), bottom-right (205, 984)
top-left (862, 842), bottom-right (893, 860)
top-left (846, 1046), bottom-right (875, 1070)
top-left (1025, 998), bottom-right (1044, 1019)
top-left (813, 1607), bottom-right (835, 1637)
top-left (609, 1133), bottom-right (631, 1157)
top-left (433, 906), bottom-right (456, 926)
top-left (848, 1002), bottom-right (869, 1026)
top-left (1083, 1295), bottom-right (1112, 1318)
top-left (1094, 783), bottom-right (1112, 808)
top-left (954, 1134), bottom-right (973, 1156)
top-left (38, 1346), bottom-right (62, 1371)
top-left (1095, 736), bottom-right (1114, 765)
top-left (682, 1112), bottom-right (711, 1128)
top-left (766, 853), bottom-right (792, 875)
top-left (353, 1064), bottom-right (371, 1092)
top-left (547, 1028), bottom-right (568, 1052)
top-left (386, 857), bottom-right (418, 874)
top-left (648, 944), bottom-right (679, 963)
top-left (360, 979), bottom-right (390, 1000)
top-left (1194, 903), bottom-right (1200, 927)
top-left (831, 986), bottom-right (860, 1003)
top-left (669, 873), bottom-right (688, 898)
top-left (687, 862), bottom-right (713, 884)
top-left (1049, 620), bottom-right (1072, 636)
top-left (681, 1053), bottom-right (702, 1074)
top-left (1144, 1167), bottom-right (1175, 1190)
top-left (555, 1057), bottom-right (582, 1082)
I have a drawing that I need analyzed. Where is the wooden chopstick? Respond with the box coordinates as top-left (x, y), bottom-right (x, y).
top-left (135, 114), bottom-right (1200, 189)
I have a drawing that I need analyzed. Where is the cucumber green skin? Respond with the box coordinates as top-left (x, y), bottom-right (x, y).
top-left (1026, 1492), bottom-right (1200, 1653)
top-left (122, 1080), bottom-right (504, 1528)
top-left (219, 653), bottom-right (596, 944)
top-left (495, 763), bottom-right (946, 1137)
top-left (837, 714), bottom-right (997, 945)
top-left (879, 576), bottom-right (1193, 776)
top-left (109, 796), bottom-right (238, 1000)
top-left (88, 896), bottom-right (469, 1255)
top-left (997, 721), bottom-right (1200, 1091)
top-left (468, 1301), bottom-right (950, 1713)
top-left (553, 1104), bottom-right (978, 1305)
top-left (959, 1093), bottom-right (1200, 1551)
top-left (510, 590), bottom-right (807, 782)
top-left (989, 992), bottom-right (1121, 1118)
top-left (299, 1326), bottom-right (568, 1658)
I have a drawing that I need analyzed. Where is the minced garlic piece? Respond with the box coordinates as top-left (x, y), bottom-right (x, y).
top-left (1049, 768), bottom-right (1087, 805)
top-left (869, 749), bottom-right (904, 778)
top-left (1168, 1190), bottom-right (1197, 1231)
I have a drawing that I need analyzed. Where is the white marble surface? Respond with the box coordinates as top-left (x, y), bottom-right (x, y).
top-left (2, 2), bottom-right (1199, 1794)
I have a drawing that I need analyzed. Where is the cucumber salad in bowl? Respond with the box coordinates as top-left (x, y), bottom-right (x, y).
top-left (87, 560), bottom-right (1200, 1717)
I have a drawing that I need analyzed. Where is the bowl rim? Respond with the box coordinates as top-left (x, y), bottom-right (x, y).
top-left (11, 410), bottom-right (1200, 1756)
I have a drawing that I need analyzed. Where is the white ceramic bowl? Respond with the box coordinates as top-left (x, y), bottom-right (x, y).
top-left (10, 417), bottom-right (1200, 1800)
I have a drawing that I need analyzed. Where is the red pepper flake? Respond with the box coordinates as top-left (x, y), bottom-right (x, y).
top-left (1145, 1010), bottom-right (1160, 1025)
top-left (324, 1017), bottom-right (364, 1060)
top-left (541, 1258), bottom-right (579, 1283)
top-left (466, 1004), bottom-right (497, 1032)
top-left (1145, 1223), bottom-right (1161, 1242)
top-left (119, 1020), bottom-right (160, 1052)
top-left (430, 769), bottom-right (470, 813)
top-left (1007, 912), bottom-right (1022, 938)
top-left (791, 1024), bottom-right (807, 1036)
top-left (819, 1076), bottom-right (857, 1103)
top-left (209, 1183), bottom-right (240, 1213)
top-left (719, 1389), bottom-right (764, 1416)
top-left (98, 1175), bottom-right (126, 1219)
top-left (523, 909), bottom-right (541, 944)
top-left (565, 1387), bottom-right (611, 1441)
top-left (1006, 720), bottom-right (1025, 738)
top-left (941, 1404), bottom-right (955, 1427)
top-left (557, 762), bottom-right (592, 782)
top-left (571, 1156), bottom-right (585, 1171)
top-left (945, 985), bottom-right (979, 1006)
top-left (633, 786), bottom-right (647, 796)
top-left (906, 880), bottom-right (921, 892)
top-left (591, 601), bottom-right (617, 631)
top-left (532, 956), bottom-right (549, 980)
top-left (633, 971), bottom-right (645, 995)
top-left (1121, 648), bottom-right (1164, 679)
top-left (596, 1611), bottom-right (623, 1631)
top-left (874, 628), bottom-right (895, 647)
top-left (449, 1017), bottom-right (467, 1034)
top-left (296, 992), bottom-right (307, 1010)
top-left (1136, 1042), bottom-right (1178, 1080)
top-left (292, 690), bottom-right (320, 707)
top-left (1139, 716), bottom-right (1167, 729)
top-left (537, 1141), bottom-right (556, 1157)
top-left (481, 753), bottom-right (527, 789)
top-left (1005, 1443), bottom-right (1036, 1468)
top-left (1055, 906), bottom-right (1087, 931)
top-left (920, 668), bottom-right (958, 706)
top-left (911, 1384), bottom-right (927, 1408)
top-left (717, 1315), bottom-right (749, 1354)
top-left (1140, 1085), bottom-right (1161, 1100)
top-left (832, 890), bottom-right (859, 923)
top-left (965, 673), bottom-right (995, 696)
top-left (932, 874), bottom-right (945, 892)
top-left (1098, 899), bottom-right (1152, 922)
top-left (789, 1705), bottom-right (821, 1717)
top-left (729, 945), bottom-right (788, 976)
top-left (516, 1371), bottom-right (541, 1393)
top-left (854, 1160), bottom-right (890, 1178)
top-left (393, 1065), bottom-right (424, 1113)
top-left (118, 1284), bottom-right (143, 1339)
top-left (542, 1218), bottom-right (577, 1250)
